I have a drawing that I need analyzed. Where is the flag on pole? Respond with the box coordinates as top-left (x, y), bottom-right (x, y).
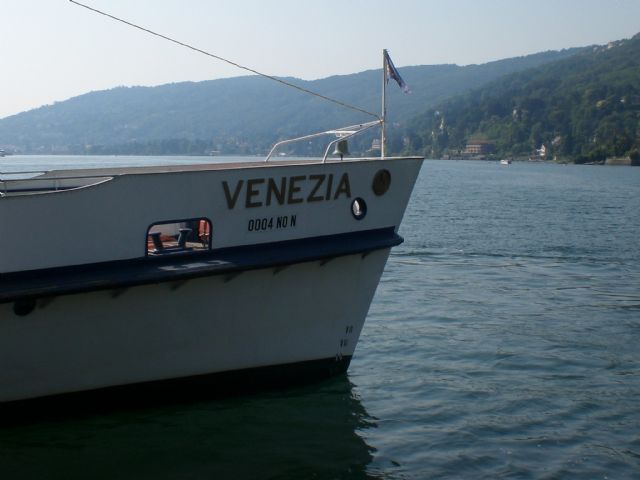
top-left (384, 49), bottom-right (410, 93)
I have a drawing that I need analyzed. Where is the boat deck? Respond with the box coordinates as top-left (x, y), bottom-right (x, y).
top-left (34, 156), bottom-right (414, 178)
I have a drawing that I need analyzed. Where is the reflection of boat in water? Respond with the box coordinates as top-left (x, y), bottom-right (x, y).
top-left (500, 159), bottom-right (512, 165)
top-left (0, 6), bottom-right (421, 410)
top-left (0, 376), bottom-right (377, 477)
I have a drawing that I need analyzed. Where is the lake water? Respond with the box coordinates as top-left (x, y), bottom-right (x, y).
top-left (1, 157), bottom-right (639, 479)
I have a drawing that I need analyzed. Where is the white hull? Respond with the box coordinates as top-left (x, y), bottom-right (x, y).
top-left (0, 249), bottom-right (390, 403)
top-left (0, 158), bottom-right (420, 273)
top-left (1, 156), bottom-right (422, 406)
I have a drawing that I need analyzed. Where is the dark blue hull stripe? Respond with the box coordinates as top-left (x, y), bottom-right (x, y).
top-left (0, 227), bottom-right (401, 304)
top-left (0, 355), bottom-right (352, 424)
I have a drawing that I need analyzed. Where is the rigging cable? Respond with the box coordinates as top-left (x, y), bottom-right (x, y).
top-left (69, 0), bottom-right (380, 120)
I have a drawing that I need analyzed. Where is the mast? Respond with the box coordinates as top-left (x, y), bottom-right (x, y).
top-left (381, 49), bottom-right (387, 158)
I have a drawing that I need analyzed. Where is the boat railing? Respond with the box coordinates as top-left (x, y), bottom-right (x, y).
top-left (0, 171), bottom-right (114, 196)
top-left (264, 120), bottom-right (381, 163)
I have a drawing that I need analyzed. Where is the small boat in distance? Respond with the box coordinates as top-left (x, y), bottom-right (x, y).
top-left (500, 159), bottom-right (512, 165)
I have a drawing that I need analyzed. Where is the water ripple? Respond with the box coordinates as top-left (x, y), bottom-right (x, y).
top-left (353, 161), bottom-right (640, 479)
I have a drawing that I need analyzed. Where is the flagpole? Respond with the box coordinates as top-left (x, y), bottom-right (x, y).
top-left (381, 49), bottom-right (387, 158)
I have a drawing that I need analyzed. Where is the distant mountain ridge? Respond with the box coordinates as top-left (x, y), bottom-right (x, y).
top-left (0, 48), bottom-right (582, 155)
top-left (403, 34), bottom-right (640, 162)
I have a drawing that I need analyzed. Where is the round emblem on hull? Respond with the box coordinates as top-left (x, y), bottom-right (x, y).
top-left (372, 169), bottom-right (391, 196)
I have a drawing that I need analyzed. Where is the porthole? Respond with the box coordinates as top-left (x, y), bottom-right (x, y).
top-left (372, 169), bottom-right (391, 196)
top-left (351, 198), bottom-right (367, 220)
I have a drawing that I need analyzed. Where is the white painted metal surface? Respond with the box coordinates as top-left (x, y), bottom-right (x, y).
top-left (0, 156), bottom-right (422, 403)
top-left (0, 157), bottom-right (422, 274)
top-left (0, 250), bottom-right (389, 402)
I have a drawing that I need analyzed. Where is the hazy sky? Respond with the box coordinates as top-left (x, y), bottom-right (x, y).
top-left (1, 0), bottom-right (639, 119)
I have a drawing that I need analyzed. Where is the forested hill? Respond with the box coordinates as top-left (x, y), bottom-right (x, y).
top-left (0, 49), bottom-right (580, 155)
top-left (402, 34), bottom-right (640, 163)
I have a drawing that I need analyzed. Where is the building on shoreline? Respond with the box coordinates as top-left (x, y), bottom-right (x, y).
top-left (463, 140), bottom-right (494, 155)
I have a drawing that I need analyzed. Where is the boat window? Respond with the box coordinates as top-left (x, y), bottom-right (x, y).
top-left (146, 218), bottom-right (212, 256)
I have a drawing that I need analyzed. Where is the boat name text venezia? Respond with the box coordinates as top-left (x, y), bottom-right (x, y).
top-left (222, 173), bottom-right (351, 209)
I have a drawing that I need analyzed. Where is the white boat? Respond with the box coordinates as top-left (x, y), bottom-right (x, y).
top-left (0, 153), bottom-right (421, 407)
top-left (500, 159), bottom-right (512, 165)
top-left (0, 35), bottom-right (422, 409)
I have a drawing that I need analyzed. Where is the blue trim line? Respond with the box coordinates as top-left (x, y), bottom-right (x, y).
top-left (0, 227), bottom-right (401, 303)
